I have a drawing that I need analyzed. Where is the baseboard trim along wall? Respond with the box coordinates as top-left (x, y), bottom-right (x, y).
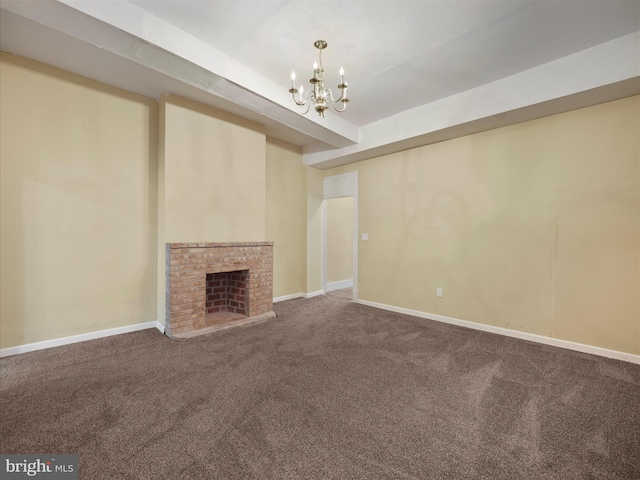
top-left (0, 321), bottom-right (161, 358)
top-left (275, 291), bottom-right (325, 301)
top-left (305, 290), bottom-right (325, 299)
top-left (357, 299), bottom-right (640, 365)
top-left (273, 293), bottom-right (305, 303)
top-left (326, 279), bottom-right (354, 292)
top-left (9, 296), bottom-right (633, 364)
top-left (1, 293), bottom-right (329, 357)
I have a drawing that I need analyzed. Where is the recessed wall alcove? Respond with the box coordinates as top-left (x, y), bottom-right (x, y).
top-left (166, 242), bottom-right (274, 338)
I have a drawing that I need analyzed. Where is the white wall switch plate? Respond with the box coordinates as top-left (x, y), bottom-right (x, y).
top-left (362, 233), bottom-right (369, 241)
top-left (437, 288), bottom-right (443, 298)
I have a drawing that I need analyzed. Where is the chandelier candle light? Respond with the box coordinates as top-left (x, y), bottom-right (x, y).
top-left (289, 40), bottom-right (349, 116)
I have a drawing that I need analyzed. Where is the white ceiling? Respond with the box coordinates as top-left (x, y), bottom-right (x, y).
top-left (1, 0), bottom-right (639, 168)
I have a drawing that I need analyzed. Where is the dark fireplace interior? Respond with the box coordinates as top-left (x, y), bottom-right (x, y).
top-left (206, 270), bottom-right (248, 317)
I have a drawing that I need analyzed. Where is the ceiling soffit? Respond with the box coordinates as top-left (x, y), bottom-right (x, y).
top-left (1, 0), bottom-right (638, 168)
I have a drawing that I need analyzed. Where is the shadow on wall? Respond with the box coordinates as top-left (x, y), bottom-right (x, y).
top-left (0, 52), bottom-right (158, 349)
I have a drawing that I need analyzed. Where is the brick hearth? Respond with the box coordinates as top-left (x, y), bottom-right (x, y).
top-left (166, 242), bottom-right (274, 338)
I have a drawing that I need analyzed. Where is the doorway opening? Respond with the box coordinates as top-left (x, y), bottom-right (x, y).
top-left (322, 172), bottom-right (358, 302)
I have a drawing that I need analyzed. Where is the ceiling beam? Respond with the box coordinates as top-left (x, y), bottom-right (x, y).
top-left (303, 32), bottom-right (640, 169)
top-left (1, 0), bottom-right (637, 169)
top-left (1, 0), bottom-right (359, 148)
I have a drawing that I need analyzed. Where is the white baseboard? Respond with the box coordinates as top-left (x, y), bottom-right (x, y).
top-left (326, 279), bottom-right (353, 292)
top-left (274, 291), bottom-right (327, 302)
top-left (273, 292), bottom-right (306, 303)
top-left (155, 321), bottom-right (166, 334)
top-left (357, 299), bottom-right (640, 365)
top-left (0, 321), bottom-right (160, 358)
top-left (305, 290), bottom-right (325, 299)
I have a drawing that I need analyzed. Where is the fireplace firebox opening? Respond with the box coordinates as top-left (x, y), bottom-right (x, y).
top-left (206, 270), bottom-right (248, 317)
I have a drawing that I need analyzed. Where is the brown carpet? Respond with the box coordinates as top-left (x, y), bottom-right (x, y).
top-left (1, 293), bottom-right (639, 479)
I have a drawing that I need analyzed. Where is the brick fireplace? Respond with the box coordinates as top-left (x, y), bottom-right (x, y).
top-left (166, 242), bottom-right (274, 338)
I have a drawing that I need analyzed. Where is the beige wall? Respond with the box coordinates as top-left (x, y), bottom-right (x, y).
top-left (326, 197), bottom-right (353, 283)
top-left (306, 167), bottom-right (325, 294)
top-left (2, 51), bottom-right (637, 358)
top-left (0, 53), bottom-right (158, 349)
top-left (314, 96), bottom-right (639, 355)
top-left (266, 138), bottom-right (306, 298)
top-left (162, 95), bottom-right (266, 243)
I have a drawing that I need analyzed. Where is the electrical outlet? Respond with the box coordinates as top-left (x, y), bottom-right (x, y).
top-left (436, 288), bottom-right (443, 298)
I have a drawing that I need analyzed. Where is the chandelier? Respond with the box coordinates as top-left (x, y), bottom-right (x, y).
top-left (289, 40), bottom-right (349, 117)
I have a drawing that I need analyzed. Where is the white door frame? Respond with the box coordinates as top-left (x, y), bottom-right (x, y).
top-left (322, 171), bottom-right (358, 302)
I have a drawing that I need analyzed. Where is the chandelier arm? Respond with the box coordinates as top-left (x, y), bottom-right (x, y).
top-left (307, 88), bottom-right (315, 105)
top-left (289, 88), bottom-right (304, 106)
top-left (326, 88), bottom-right (349, 113)
top-left (290, 87), bottom-right (315, 107)
top-left (326, 88), bottom-right (343, 104)
top-left (332, 100), bottom-right (348, 113)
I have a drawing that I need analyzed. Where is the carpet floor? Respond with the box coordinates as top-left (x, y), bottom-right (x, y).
top-left (1, 292), bottom-right (639, 479)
